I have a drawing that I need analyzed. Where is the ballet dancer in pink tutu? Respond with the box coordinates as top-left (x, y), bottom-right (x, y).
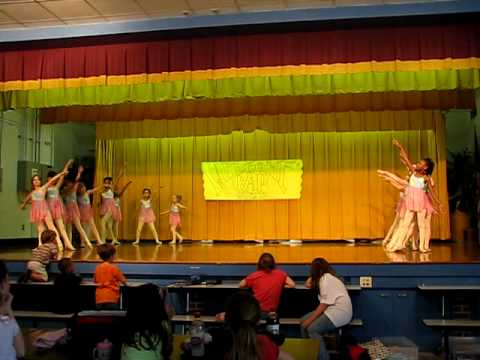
top-left (386, 139), bottom-right (442, 253)
top-left (62, 166), bottom-right (93, 249)
top-left (377, 170), bottom-right (419, 250)
top-left (45, 162), bottom-right (75, 251)
top-left (77, 175), bottom-right (103, 245)
top-left (111, 180), bottom-right (132, 245)
top-left (20, 160), bottom-right (72, 250)
top-left (99, 168), bottom-right (129, 245)
top-left (161, 194), bottom-right (186, 245)
top-left (133, 188), bottom-right (161, 245)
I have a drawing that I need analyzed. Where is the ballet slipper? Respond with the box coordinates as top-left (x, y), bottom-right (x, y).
top-left (155, 241), bottom-right (162, 245)
top-left (168, 240), bottom-right (176, 245)
top-left (132, 241), bottom-right (140, 246)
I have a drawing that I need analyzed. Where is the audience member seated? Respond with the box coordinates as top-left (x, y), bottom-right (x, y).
top-left (0, 260), bottom-right (25, 360)
top-left (121, 283), bottom-right (173, 360)
top-left (301, 258), bottom-right (353, 360)
top-left (206, 292), bottom-right (293, 360)
top-left (94, 244), bottom-right (126, 310)
top-left (19, 230), bottom-right (58, 283)
top-left (239, 253), bottom-right (295, 315)
top-left (52, 258), bottom-right (83, 314)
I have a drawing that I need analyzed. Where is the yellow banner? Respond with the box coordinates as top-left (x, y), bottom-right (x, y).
top-left (201, 160), bottom-right (303, 200)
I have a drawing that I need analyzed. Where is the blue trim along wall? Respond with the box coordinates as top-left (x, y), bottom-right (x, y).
top-left (0, 0), bottom-right (479, 43)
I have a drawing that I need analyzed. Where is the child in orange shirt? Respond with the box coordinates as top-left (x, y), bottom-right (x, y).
top-left (94, 244), bottom-right (126, 310)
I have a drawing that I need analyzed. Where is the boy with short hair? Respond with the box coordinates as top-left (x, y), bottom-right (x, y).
top-left (94, 244), bottom-right (126, 310)
top-left (24, 230), bottom-right (58, 282)
top-left (52, 258), bottom-right (83, 314)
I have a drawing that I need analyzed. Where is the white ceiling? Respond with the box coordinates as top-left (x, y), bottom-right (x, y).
top-left (0, 0), bottom-right (457, 30)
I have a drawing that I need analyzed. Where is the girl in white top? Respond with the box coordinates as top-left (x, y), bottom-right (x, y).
top-left (134, 188), bottom-right (161, 245)
top-left (301, 258), bottom-right (352, 360)
top-left (0, 260), bottom-right (25, 360)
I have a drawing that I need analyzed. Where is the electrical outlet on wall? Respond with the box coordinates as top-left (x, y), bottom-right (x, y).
top-left (360, 276), bottom-right (373, 288)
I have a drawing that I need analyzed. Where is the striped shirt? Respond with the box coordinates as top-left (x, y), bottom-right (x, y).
top-left (31, 243), bottom-right (57, 265)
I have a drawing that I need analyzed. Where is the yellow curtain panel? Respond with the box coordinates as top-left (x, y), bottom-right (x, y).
top-left (95, 110), bottom-right (449, 241)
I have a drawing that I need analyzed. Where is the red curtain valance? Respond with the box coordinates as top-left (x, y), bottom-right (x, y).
top-left (1, 23), bottom-right (479, 82)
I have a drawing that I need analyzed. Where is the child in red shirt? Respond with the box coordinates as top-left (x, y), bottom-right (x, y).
top-left (94, 244), bottom-right (126, 310)
top-left (239, 253), bottom-right (295, 314)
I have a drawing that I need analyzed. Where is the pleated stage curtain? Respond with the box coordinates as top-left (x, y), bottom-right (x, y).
top-left (95, 110), bottom-right (449, 241)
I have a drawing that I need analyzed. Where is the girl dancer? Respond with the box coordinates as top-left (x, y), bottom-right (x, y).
top-left (386, 140), bottom-right (442, 253)
top-left (20, 160), bottom-right (72, 250)
top-left (46, 163), bottom-right (75, 251)
top-left (62, 167), bottom-right (92, 249)
top-left (99, 169), bottom-right (127, 245)
top-left (377, 170), bottom-right (419, 250)
top-left (112, 180), bottom-right (132, 245)
top-left (77, 179), bottom-right (103, 245)
top-left (161, 194), bottom-right (186, 245)
top-left (99, 176), bottom-right (116, 244)
top-left (134, 188), bottom-right (161, 245)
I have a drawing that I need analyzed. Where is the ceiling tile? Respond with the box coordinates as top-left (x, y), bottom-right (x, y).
top-left (0, 9), bottom-right (14, 23)
top-left (188, 0), bottom-right (238, 15)
top-left (87, 0), bottom-right (145, 16)
top-left (42, 0), bottom-right (101, 19)
top-left (236, 0), bottom-right (285, 12)
top-left (24, 19), bottom-right (65, 27)
top-left (286, 0), bottom-right (333, 9)
top-left (0, 2), bottom-right (57, 22)
top-left (0, 22), bottom-right (23, 29)
top-left (64, 16), bottom-right (105, 24)
top-left (136, 0), bottom-right (190, 16)
top-left (105, 14), bottom-right (150, 22)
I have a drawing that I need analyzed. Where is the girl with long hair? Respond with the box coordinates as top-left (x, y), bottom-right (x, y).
top-left (160, 194), bottom-right (186, 245)
top-left (20, 160), bottom-right (72, 250)
top-left (224, 292), bottom-right (279, 360)
top-left (386, 139), bottom-right (442, 253)
top-left (121, 283), bottom-right (172, 360)
top-left (301, 258), bottom-right (352, 360)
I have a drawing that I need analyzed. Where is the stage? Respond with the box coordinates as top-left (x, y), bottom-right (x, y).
top-left (1, 240), bottom-right (479, 265)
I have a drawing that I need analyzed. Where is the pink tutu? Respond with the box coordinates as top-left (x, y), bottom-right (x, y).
top-left (30, 200), bottom-right (51, 223)
top-left (79, 204), bottom-right (93, 222)
top-left (139, 208), bottom-right (156, 224)
top-left (47, 198), bottom-right (65, 220)
top-left (169, 213), bottom-right (181, 227)
top-left (405, 187), bottom-right (435, 214)
top-left (100, 199), bottom-right (116, 216)
top-left (65, 202), bottom-right (81, 223)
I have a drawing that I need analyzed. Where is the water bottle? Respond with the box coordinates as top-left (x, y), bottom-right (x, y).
top-left (190, 319), bottom-right (205, 357)
top-left (92, 339), bottom-right (113, 360)
top-left (266, 313), bottom-right (280, 335)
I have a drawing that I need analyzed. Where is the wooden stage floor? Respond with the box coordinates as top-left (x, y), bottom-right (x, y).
top-left (1, 240), bottom-right (479, 265)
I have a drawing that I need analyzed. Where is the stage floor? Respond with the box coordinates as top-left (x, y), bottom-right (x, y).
top-left (1, 240), bottom-right (479, 265)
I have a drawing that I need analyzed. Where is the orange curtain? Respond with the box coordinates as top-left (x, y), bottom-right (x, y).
top-left (95, 110), bottom-right (449, 241)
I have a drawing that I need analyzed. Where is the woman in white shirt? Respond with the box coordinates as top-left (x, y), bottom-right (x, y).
top-left (0, 260), bottom-right (25, 360)
top-left (301, 258), bottom-right (352, 360)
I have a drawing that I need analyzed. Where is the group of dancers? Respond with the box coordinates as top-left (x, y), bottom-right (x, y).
top-left (378, 140), bottom-right (443, 253)
top-left (21, 139), bottom-right (442, 253)
top-left (20, 160), bottom-right (186, 251)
